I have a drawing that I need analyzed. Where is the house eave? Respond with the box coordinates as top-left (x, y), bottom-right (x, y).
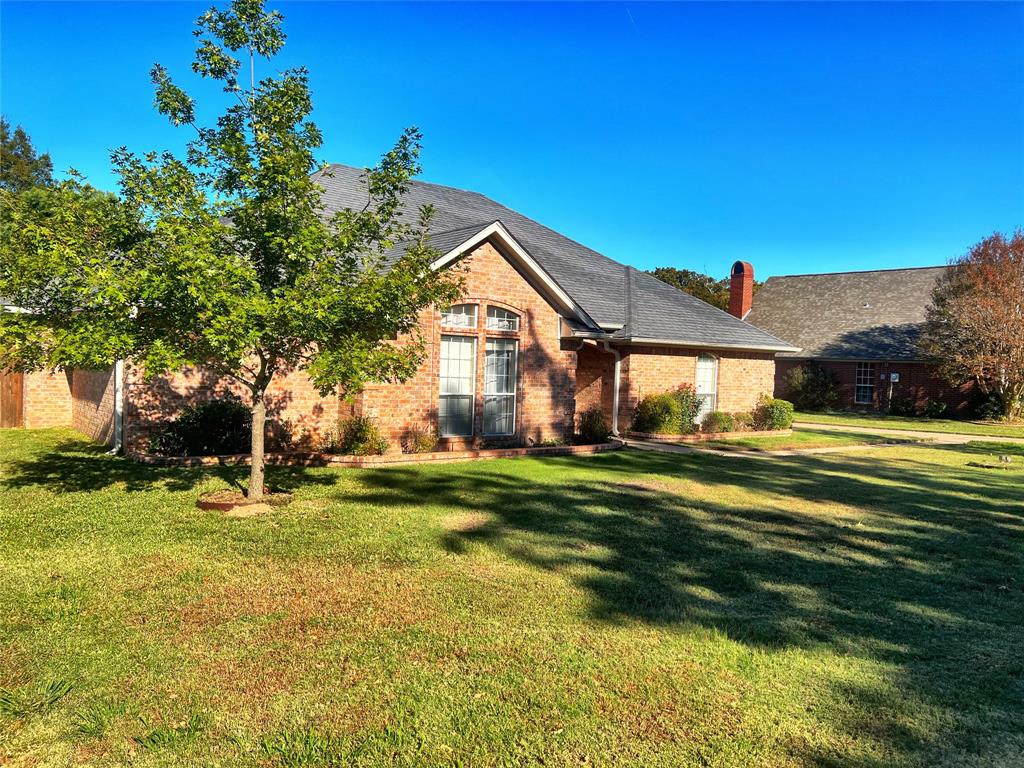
top-left (565, 330), bottom-right (802, 354)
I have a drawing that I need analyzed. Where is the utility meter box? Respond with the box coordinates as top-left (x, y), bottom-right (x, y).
top-left (890, 372), bottom-right (900, 383)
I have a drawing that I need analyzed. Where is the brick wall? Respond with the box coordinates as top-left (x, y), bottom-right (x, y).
top-left (358, 241), bottom-right (577, 448)
top-left (71, 367), bottom-right (116, 445)
top-left (617, 346), bottom-right (775, 428)
top-left (22, 370), bottom-right (73, 428)
top-left (123, 363), bottom-right (341, 453)
top-left (774, 359), bottom-right (977, 415)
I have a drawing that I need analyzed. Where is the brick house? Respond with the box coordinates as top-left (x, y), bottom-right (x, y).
top-left (737, 263), bottom-right (976, 414)
top-left (1, 166), bottom-right (797, 451)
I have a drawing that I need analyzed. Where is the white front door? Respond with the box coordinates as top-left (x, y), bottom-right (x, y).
top-left (695, 354), bottom-right (718, 421)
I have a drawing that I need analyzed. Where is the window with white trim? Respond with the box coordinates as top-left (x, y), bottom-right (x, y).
top-left (695, 353), bottom-right (718, 421)
top-left (483, 338), bottom-right (517, 435)
top-left (486, 307), bottom-right (520, 332)
top-left (855, 362), bottom-right (875, 405)
top-left (441, 304), bottom-right (477, 328)
top-left (439, 335), bottom-right (476, 436)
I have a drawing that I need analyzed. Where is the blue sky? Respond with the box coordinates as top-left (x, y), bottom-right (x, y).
top-left (2, 1), bottom-right (1022, 279)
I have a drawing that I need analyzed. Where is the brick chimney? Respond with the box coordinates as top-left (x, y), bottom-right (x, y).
top-left (728, 261), bottom-right (754, 319)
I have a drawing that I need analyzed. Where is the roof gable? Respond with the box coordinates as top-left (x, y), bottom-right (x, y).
top-left (314, 164), bottom-right (795, 353)
top-left (745, 266), bottom-right (949, 359)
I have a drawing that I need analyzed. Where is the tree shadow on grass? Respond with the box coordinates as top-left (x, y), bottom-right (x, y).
top-left (346, 447), bottom-right (1024, 764)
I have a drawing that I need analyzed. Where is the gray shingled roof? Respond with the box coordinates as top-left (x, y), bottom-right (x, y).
top-left (314, 164), bottom-right (795, 352)
top-left (745, 266), bottom-right (949, 360)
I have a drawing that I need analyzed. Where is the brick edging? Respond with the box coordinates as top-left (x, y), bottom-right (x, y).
top-left (626, 429), bottom-right (792, 442)
top-left (128, 441), bottom-right (622, 467)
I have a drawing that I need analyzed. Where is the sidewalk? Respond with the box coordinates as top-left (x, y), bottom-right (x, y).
top-left (793, 421), bottom-right (1024, 445)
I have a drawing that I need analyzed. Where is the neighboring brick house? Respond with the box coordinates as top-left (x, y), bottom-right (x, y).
top-left (1, 167), bottom-right (797, 451)
top-left (737, 264), bottom-right (976, 414)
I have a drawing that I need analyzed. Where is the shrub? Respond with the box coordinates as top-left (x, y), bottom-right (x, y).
top-left (147, 397), bottom-right (252, 456)
top-left (731, 411), bottom-right (755, 431)
top-left (321, 416), bottom-right (388, 455)
top-left (921, 400), bottom-right (949, 418)
top-left (972, 392), bottom-right (1004, 421)
top-left (701, 411), bottom-right (736, 433)
top-left (631, 385), bottom-right (702, 434)
top-left (781, 363), bottom-right (840, 411)
top-left (753, 394), bottom-right (794, 431)
top-left (888, 395), bottom-right (916, 417)
top-left (403, 427), bottom-right (438, 454)
top-left (577, 406), bottom-right (611, 443)
top-left (632, 392), bottom-right (683, 434)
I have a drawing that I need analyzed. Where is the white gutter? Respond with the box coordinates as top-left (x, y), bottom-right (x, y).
top-left (112, 359), bottom-right (124, 453)
top-left (596, 340), bottom-right (622, 437)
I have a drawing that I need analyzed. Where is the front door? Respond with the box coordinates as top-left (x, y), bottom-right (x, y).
top-left (695, 354), bottom-right (718, 422)
top-left (0, 371), bottom-right (25, 427)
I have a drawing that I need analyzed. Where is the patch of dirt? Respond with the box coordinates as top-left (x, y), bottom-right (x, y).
top-left (197, 489), bottom-right (292, 513)
top-left (223, 503), bottom-right (273, 517)
top-left (442, 511), bottom-right (492, 532)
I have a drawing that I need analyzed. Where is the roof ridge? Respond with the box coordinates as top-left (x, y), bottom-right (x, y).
top-left (766, 265), bottom-right (949, 280)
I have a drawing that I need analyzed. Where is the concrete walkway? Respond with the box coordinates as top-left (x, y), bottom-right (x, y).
top-left (794, 421), bottom-right (1024, 445)
top-left (621, 437), bottom-right (920, 459)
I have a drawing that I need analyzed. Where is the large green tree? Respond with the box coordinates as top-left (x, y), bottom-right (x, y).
top-left (0, 118), bottom-right (53, 192)
top-left (920, 230), bottom-right (1024, 420)
top-left (649, 267), bottom-right (759, 311)
top-left (0, 0), bottom-right (462, 498)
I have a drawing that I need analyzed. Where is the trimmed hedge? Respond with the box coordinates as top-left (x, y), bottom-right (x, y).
top-left (632, 385), bottom-right (702, 434)
top-left (148, 397), bottom-right (252, 456)
top-left (577, 406), bottom-right (612, 443)
top-left (753, 394), bottom-right (794, 431)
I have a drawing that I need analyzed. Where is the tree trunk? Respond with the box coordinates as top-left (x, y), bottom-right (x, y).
top-left (248, 395), bottom-right (266, 500)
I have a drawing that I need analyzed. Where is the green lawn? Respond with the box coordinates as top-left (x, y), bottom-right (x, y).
top-left (2, 430), bottom-right (1023, 767)
top-left (794, 410), bottom-right (1024, 439)
top-left (705, 427), bottom-right (921, 452)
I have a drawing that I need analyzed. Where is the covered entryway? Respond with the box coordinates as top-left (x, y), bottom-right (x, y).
top-left (0, 371), bottom-right (25, 427)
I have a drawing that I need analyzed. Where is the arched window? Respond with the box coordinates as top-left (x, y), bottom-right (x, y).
top-left (695, 353), bottom-right (718, 421)
top-left (441, 304), bottom-right (477, 328)
top-left (486, 306), bottom-right (520, 332)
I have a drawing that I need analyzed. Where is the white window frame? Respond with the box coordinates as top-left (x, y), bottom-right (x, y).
top-left (486, 306), bottom-right (520, 332)
top-left (439, 334), bottom-right (477, 436)
top-left (855, 362), bottom-right (875, 405)
top-left (483, 338), bottom-right (518, 436)
top-left (695, 353), bottom-right (719, 422)
top-left (441, 304), bottom-right (477, 329)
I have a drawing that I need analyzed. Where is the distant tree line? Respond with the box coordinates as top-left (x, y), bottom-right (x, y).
top-left (647, 266), bottom-right (761, 311)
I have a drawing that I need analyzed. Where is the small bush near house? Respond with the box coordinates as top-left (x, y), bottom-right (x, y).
top-left (973, 392), bottom-right (1005, 421)
top-left (577, 406), bottom-right (611, 443)
top-left (702, 411), bottom-right (736, 433)
top-left (782, 363), bottom-right (841, 411)
top-left (632, 385), bottom-right (703, 434)
top-left (147, 398), bottom-right (252, 456)
top-left (753, 394), bottom-right (795, 431)
top-left (921, 400), bottom-right (949, 418)
top-left (403, 427), bottom-right (439, 454)
top-left (321, 416), bottom-right (388, 456)
top-left (731, 411), bottom-right (755, 431)
top-left (888, 396), bottom-right (917, 417)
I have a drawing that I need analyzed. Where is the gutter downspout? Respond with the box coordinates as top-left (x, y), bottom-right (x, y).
top-left (598, 341), bottom-right (622, 437)
top-left (112, 359), bottom-right (124, 454)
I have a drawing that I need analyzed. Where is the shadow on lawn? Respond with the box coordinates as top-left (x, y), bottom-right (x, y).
top-left (4, 436), bottom-right (1022, 763)
top-left (348, 448), bottom-right (1024, 764)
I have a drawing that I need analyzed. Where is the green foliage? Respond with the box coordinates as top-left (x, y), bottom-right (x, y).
top-left (632, 385), bottom-right (702, 434)
top-left (921, 400), bottom-right (949, 418)
top-left (72, 698), bottom-right (126, 739)
top-left (322, 415), bottom-right (387, 456)
top-left (577, 406), bottom-right (611, 443)
top-left (147, 397), bottom-right (253, 456)
top-left (888, 395), bottom-right (917, 417)
top-left (973, 392), bottom-right (1005, 421)
top-left (649, 267), bottom-right (761, 311)
top-left (403, 426), bottom-right (438, 454)
top-left (753, 394), bottom-right (794, 431)
top-left (781, 363), bottom-right (840, 411)
top-left (0, 117), bottom-right (53, 192)
top-left (731, 411), bottom-right (754, 431)
top-left (702, 410), bottom-right (736, 434)
top-left (134, 713), bottom-right (204, 750)
top-left (0, 1), bottom-right (463, 496)
top-left (0, 678), bottom-right (72, 718)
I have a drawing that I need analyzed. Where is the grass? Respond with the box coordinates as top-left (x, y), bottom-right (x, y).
top-left (1, 428), bottom-right (1022, 767)
top-left (794, 410), bottom-right (1024, 438)
top-left (705, 427), bottom-right (921, 452)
